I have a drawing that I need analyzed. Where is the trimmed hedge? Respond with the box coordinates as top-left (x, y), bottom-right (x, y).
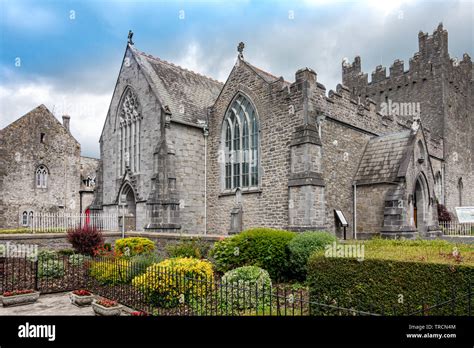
top-left (210, 228), bottom-right (296, 280)
top-left (308, 239), bottom-right (474, 315)
top-left (288, 231), bottom-right (336, 280)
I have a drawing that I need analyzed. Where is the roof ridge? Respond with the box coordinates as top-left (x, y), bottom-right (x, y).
top-left (134, 47), bottom-right (223, 85)
top-left (243, 60), bottom-right (285, 82)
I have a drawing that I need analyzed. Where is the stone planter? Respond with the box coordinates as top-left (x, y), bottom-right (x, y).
top-left (1, 291), bottom-right (40, 307)
top-left (92, 301), bottom-right (123, 316)
top-left (69, 292), bottom-right (94, 307)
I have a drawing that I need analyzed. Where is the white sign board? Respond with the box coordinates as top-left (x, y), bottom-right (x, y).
top-left (455, 207), bottom-right (474, 223)
top-left (334, 210), bottom-right (348, 227)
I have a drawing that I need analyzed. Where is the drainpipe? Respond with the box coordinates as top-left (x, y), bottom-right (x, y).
top-left (353, 183), bottom-right (357, 240)
top-left (203, 125), bottom-right (209, 235)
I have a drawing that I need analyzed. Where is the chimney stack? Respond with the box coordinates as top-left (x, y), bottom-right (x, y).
top-left (62, 115), bottom-right (70, 132)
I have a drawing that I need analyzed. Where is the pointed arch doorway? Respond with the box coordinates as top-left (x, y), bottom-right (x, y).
top-left (119, 183), bottom-right (136, 231)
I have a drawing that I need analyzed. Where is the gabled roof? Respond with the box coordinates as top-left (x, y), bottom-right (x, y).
top-left (130, 45), bottom-right (223, 125)
top-left (0, 104), bottom-right (79, 145)
top-left (354, 130), bottom-right (412, 185)
top-left (241, 60), bottom-right (284, 83)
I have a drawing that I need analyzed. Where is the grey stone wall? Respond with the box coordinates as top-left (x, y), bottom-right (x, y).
top-left (318, 118), bottom-right (372, 238)
top-left (206, 60), bottom-right (306, 234)
top-left (356, 183), bottom-right (394, 239)
top-left (169, 123), bottom-right (206, 234)
top-left (99, 47), bottom-right (162, 224)
top-left (0, 106), bottom-right (83, 228)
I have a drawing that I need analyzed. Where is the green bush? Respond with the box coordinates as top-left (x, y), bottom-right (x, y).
top-left (165, 238), bottom-right (210, 259)
top-left (210, 228), bottom-right (296, 280)
top-left (38, 259), bottom-right (65, 278)
top-left (57, 248), bottom-right (76, 256)
top-left (288, 231), bottom-right (336, 280)
top-left (220, 266), bottom-right (272, 310)
top-left (115, 237), bottom-right (155, 257)
top-left (307, 239), bottom-right (474, 315)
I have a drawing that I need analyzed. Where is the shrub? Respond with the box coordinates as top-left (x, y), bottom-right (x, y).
top-left (36, 250), bottom-right (57, 261)
top-left (220, 266), bottom-right (272, 310)
top-left (89, 259), bottom-right (130, 284)
top-left (89, 254), bottom-right (160, 285)
top-left (57, 248), bottom-right (75, 256)
top-left (38, 259), bottom-right (65, 278)
top-left (132, 257), bottom-right (214, 308)
top-left (165, 238), bottom-right (210, 259)
top-left (288, 231), bottom-right (337, 280)
top-left (437, 203), bottom-right (452, 222)
top-left (115, 237), bottom-right (155, 257)
top-left (307, 239), bottom-right (474, 315)
top-left (69, 254), bottom-right (90, 267)
top-left (210, 228), bottom-right (296, 280)
top-left (67, 226), bottom-right (104, 256)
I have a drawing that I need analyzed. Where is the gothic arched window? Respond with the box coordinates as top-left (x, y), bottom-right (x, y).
top-left (35, 165), bottom-right (48, 188)
top-left (223, 94), bottom-right (259, 190)
top-left (119, 87), bottom-right (142, 174)
top-left (22, 211), bottom-right (28, 226)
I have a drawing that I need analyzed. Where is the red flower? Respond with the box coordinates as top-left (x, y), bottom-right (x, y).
top-left (3, 289), bottom-right (34, 297)
top-left (96, 298), bottom-right (118, 307)
top-left (72, 289), bottom-right (92, 296)
top-left (131, 311), bottom-right (148, 316)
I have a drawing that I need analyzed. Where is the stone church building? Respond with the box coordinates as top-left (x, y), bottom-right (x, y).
top-left (93, 24), bottom-right (473, 238)
top-left (0, 105), bottom-right (98, 229)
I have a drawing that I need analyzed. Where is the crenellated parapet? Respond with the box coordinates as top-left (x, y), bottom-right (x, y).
top-left (342, 23), bottom-right (471, 95)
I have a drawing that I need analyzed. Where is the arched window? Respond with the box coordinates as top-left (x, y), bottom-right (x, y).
top-left (119, 87), bottom-right (142, 174)
top-left (458, 178), bottom-right (463, 206)
top-left (35, 165), bottom-right (48, 188)
top-left (28, 211), bottom-right (33, 226)
top-left (223, 94), bottom-right (259, 190)
top-left (22, 211), bottom-right (28, 226)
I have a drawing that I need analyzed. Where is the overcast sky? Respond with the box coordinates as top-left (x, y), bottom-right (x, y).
top-left (0, 0), bottom-right (472, 158)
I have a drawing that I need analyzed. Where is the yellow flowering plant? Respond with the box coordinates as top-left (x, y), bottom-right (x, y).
top-left (132, 257), bottom-right (214, 308)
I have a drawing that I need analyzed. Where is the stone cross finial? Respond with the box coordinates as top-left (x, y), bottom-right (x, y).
top-left (237, 42), bottom-right (245, 59)
top-left (128, 30), bottom-right (134, 45)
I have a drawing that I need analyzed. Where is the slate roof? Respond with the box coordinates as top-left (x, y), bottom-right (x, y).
top-left (354, 130), bottom-right (413, 184)
top-left (131, 46), bottom-right (223, 125)
top-left (0, 104), bottom-right (79, 145)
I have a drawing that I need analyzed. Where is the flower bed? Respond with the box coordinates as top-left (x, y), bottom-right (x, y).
top-left (1, 290), bottom-right (40, 307)
top-left (69, 289), bottom-right (94, 306)
top-left (92, 298), bottom-right (122, 316)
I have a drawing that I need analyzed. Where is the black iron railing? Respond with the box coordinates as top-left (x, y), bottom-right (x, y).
top-left (1, 255), bottom-right (472, 316)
